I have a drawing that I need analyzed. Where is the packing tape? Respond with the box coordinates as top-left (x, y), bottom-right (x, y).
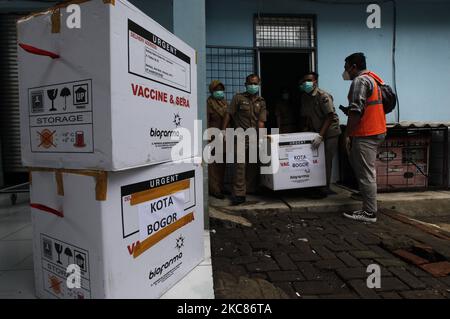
top-left (55, 171), bottom-right (64, 196)
top-left (130, 179), bottom-right (190, 206)
top-left (29, 168), bottom-right (108, 201)
top-left (133, 212), bottom-right (195, 259)
top-left (95, 171), bottom-right (108, 201)
top-left (51, 9), bottom-right (61, 33)
top-left (18, 0), bottom-right (114, 25)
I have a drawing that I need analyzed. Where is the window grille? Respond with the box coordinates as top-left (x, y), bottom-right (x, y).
top-left (206, 46), bottom-right (256, 101)
top-left (255, 16), bottom-right (315, 49)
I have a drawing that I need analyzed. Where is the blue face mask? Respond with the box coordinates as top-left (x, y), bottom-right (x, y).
top-left (246, 84), bottom-right (260, 95)
top-left (300, 81), bottom-right (315, 94)
top-left (213, 90), bottom-right (224, 99)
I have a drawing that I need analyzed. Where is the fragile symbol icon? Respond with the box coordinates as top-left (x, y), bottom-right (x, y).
top-left (47, 89), bottom-right (58, 112)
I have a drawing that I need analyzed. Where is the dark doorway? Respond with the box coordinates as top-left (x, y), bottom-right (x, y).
top-left (259, 52), bottom-right (310, 132)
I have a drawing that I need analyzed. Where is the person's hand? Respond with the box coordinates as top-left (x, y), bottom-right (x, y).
top-left (311, 135), bottom-right (323, 149)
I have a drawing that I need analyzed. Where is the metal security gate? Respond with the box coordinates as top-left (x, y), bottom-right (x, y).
top-left (0, 14), bottom-right (26, 183)
top-left (206, 46), bottom-right (257, 100)
top-left (206, 46), bottom-right (257, 193)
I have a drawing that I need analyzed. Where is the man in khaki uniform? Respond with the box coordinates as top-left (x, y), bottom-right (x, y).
top-left (222, 74), bottom-right (267, 205)
top-left (299, 72), bottom-right (341, 197)
top-left (207, 80), bottom-right (228, 199)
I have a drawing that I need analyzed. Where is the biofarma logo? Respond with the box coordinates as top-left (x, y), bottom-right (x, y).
top-left (149, 113), bottom-right (183, 139)
top-left (148, 235), bottom-right (185, 280)
top-left (148, 252), bottom-right (182, 279)
top-left (173, 113), bottom-right (182, 128)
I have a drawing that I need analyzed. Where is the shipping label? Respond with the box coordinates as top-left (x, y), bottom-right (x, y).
top-left (280, 140), bottom-right (321, 183)
top-left (28, 79), bottom-right (94, 153)
top-left (121, 170), bottom-right (196, 239)
top-left (40, 234), bottom-right (91, 299)
top-left (137, 191), bottom-right (187, 241)
top-left (128, 19), bottom-right (191, 93)
top-left (288, 153), bottom-right (310, 173)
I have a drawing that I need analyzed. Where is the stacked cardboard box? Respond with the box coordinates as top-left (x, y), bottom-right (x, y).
top-left (18, 0), bottom-right (203, 299)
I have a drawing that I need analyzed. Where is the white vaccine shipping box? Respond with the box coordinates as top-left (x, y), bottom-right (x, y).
top-left (18, 0), bottom-right (198, 170)
top-left (261, 133), bottom-right (326, 190)
top-left (30, 159), bottom-right (204, 298)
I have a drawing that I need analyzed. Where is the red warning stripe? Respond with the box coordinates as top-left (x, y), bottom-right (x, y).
top-left (18, 43), bottom-right (60, 59)
top-left (30, 203), bottom-right (64, 218)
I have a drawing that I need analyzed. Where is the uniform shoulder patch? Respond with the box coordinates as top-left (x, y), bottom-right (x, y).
top-left (318, 90), bottom-right (333, 103)
top-left (321, 95), bottom-right (329, 104)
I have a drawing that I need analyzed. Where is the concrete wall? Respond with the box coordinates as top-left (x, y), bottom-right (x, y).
top-left (206, 0), bottom-right (450, 124)
top-left (395, 1), bottom-right (450, 122)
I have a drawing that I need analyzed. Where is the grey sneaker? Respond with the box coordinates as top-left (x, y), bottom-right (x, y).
top-left (343, 210), bottom-right (377, 223)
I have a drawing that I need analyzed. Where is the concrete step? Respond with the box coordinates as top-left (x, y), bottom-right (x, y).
top-left (209, 185), bottom-right (450, 219)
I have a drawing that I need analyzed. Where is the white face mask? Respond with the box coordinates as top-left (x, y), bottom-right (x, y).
top-left (342, 70), bottom-right (351, 81)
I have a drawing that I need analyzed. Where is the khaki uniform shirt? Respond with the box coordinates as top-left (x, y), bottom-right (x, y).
top-left (300, 87), bottom-right (341, 139)
top-left (228, 92), bottom-right (267, 130)
top-left (207, 97), bottom-right (227, 129)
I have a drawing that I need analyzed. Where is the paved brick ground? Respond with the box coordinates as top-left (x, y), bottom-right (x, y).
top-left (210, 209), bottom-right (450, 299)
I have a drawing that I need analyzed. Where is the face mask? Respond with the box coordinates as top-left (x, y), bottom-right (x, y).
top-left (300, 81), bottom-right (314, 94)
top-left (246, 84), bottom-right (259, 95)
top-left (213, 90), bottom-right (224, 99)
top-left (342, 70), bottom-right (351, 81)
top-left (281, 93), bottom-right (289, 100)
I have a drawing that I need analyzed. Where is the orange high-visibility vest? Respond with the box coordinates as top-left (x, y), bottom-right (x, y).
top-left (350, 71), bottom-right (387, 137)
